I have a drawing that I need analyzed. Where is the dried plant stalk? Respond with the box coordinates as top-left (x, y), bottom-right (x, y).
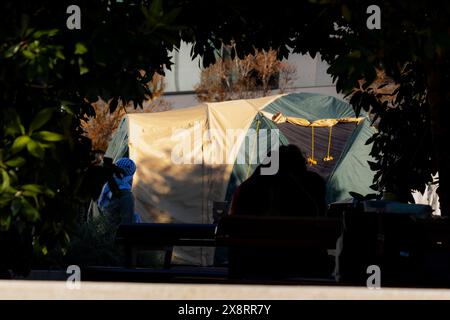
top-left (81, 73), bottom-right (171, 153)
top-left (195, 47), bottom-right (297, 102)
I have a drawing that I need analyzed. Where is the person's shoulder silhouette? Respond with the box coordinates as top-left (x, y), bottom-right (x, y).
top-left (230, 144), bottom-right (327, 217)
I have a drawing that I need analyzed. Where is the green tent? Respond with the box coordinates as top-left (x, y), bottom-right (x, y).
top-left (224, 92), bottom-right (376, 204)
top-left (104, 92), bottom-right (376, 265)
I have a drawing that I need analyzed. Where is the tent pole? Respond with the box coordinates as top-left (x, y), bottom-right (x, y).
top-left (245, 118), bottom-right (261, 179)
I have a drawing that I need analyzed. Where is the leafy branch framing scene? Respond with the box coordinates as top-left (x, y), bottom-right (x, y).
top-left (0, 0), bottom-right (449, 290)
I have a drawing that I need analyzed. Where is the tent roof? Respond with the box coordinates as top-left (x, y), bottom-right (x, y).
top-left (127, 93), bottom-right (284, 124)
top-left (263, 92), bottom-right (355, 120)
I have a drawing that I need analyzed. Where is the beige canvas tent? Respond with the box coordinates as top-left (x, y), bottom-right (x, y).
top-left (104, 93), bottom-right (376, 265)
top-left (105, 95), bottom-right (284, 265)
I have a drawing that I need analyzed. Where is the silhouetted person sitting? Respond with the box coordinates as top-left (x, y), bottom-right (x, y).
top-left (230, 144), bottom-right (327, 217)
top-left (226, 145), bottom-right (330, 279)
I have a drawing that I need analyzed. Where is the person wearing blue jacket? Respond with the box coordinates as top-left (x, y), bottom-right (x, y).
top-left (97, 157), bottom-right (141, 225)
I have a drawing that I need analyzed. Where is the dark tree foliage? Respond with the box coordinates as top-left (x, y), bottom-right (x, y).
top-left (0, 0), bottom-right (184, 275)
top-left (1, 0), bottom-right (449, 274)
top-left (183, 0), bottom-right (449, 210)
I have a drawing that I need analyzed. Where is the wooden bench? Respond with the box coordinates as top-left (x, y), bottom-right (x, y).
top-left (115, 223), bottom-right (217, 268)
top-left (85, 217), bottom-right (341, 284)
top-left (336, 208), bottom-right (450, 287)
top-left (82, 266), bottom-right (228, 283)
top-left (216, 215), bottom-right (342, 280)
top-left (89, 213), bottom-right (450, 287)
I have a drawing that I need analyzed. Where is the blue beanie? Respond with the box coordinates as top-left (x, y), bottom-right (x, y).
top-left (115, 157), bottom-right (136, 177)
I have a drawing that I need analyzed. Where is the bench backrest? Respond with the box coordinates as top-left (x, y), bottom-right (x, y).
top-left (116, 223), bottom-right (217, 247)
top-left (216, 215), bottom-right (341, 249)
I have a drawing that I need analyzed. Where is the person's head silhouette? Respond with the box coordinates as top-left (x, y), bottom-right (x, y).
top-left (278, 144), bottom-right (307, 176)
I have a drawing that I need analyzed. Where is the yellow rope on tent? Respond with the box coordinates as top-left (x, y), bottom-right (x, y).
top-left (271, 112), bottom-right (364, 127)
top-left (307, 126), bottom-right (317, 166)
top-left (323, 126), bottom-right (334, 162)
top-left (246, 119), bottom-right (261, 179)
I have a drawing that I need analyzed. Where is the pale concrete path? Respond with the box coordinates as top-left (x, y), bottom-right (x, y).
top-left (1, 280), bottom-right (450, 299)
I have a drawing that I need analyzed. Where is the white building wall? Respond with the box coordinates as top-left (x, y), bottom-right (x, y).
top-left (164, 41), bottom-right (202, 93)
top-left (163, 43), bottom-right (342, 109)
top-left (315, 55), bottom-right (335, 86)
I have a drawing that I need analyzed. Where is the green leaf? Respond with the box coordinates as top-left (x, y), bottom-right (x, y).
top-left (349, 50), bottom-right (361, 59)
top-left (21, 184), bottom-right (54, 198)
top-left (33, 131), bottom-right (65, 142)
top-left (80, 66), bottom-right (89, 75)
top-left (63, 231), bottom-right (70, 244)
top-left (11, 199), bottom-right (22, 216)
top-left (4, 157), bottom-right (26, 168)
top-left (75, 42), bottom-right (88, 55)
top-left (341, 4), bottom-right (351, 21)
top-left (4, 43), bottom-right (21, 58)
top-left (367, 160), bottom-right (380, 171)
top-left (60, 104), bottom-right (75, 116)
top-left (55, 49), bottom-right (65, 60)
top-left (22, 49), bottom-right (35, 60)
top-left (1, 169), bottom-right (10, 192)
top-left (26, 140), bottom-right (45, 159)
top-left (32, 29), bottom-right (59, 39)
top-left (29, 108), bottom-right (54, 133)
top-left (43, 188), bottom-right (55, 198)
top-left (38, 142), bottom-right (53, 149)
top-left (161, 7), bottom-right (181, 25)
top-left (0, 193), bottom-right (14, 207)
top-left (0, 215), bottom-right (11, 231)
top-left (22, 190), bottom-right (38, 198)
top-left (11, 136), bottom-right (30, 154)
top-left (4, 111), bottom-right (25, 136)
top-left (21, 198), bottom-right (40, 222)
top-left (365, 134), bottom-right (377, 145)
top-left (22, 184), bottom-right (44, 193)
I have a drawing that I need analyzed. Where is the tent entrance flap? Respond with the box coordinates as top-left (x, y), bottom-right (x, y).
top-left (275, 122), bottom-right (357, 181)
top-left (224, 114), bottom-right (289, 202)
